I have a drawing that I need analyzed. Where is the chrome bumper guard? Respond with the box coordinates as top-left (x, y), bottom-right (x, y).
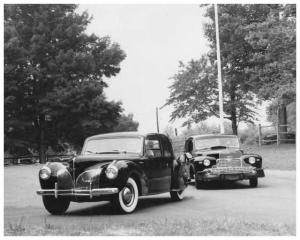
top-left (196, 167), bottom-right (264, 181)
top-left (37, 183), bottom-right (118, 199)
top-left (209, 167), bottom-right (255, 174)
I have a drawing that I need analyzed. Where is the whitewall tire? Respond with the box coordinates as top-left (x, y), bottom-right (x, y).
top-left (113, 177), bottom-right (139, 213)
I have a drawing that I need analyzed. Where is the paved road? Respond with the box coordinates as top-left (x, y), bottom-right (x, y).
top-left (4, 165), bottom-right (296, 232)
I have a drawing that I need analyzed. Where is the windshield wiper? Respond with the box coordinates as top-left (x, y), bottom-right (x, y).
top-left (196, 147), bottom-right (211, 151)
top-left (85, 150), bottom-right (138, 154)
top-left (95, 151), bottom-right (122, 154)
top-left (210, 145), bottom-right (227, 149)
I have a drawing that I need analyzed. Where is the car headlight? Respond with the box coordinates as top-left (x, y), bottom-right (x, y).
top-left (249, 157), bottom-right (256, 164)
top-left (105, 165), bottom-right (118, 179)
top-left (39, 166), bottom-right (51, 180)
top-left (203, 159), bottom-right (211, 167)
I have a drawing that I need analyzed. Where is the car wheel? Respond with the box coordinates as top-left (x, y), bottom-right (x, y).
top-left (42, 196), bottom-right (70, 215)
top-left (170, 190), bottom-right (184, 201)
top-left (249, 178), bottom-right (258, 187)
top-left (112, 177), bottom-right (139, 214)
top-left (195, 180), bottom-right (204, 189)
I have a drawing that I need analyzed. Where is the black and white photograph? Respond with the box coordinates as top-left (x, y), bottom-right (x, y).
top-left (2, 0), bottom-right (298, 236)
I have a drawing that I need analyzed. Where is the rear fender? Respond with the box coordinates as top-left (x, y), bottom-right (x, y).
top-left (171, 158), bottom-right (188, 190)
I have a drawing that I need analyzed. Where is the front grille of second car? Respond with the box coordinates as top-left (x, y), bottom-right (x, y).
top-left (216, 158), bottom-right (243, 167)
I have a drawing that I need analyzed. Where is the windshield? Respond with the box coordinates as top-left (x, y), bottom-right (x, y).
top-left (195, 136), bottom-right (240, 150)
top-left (83, 137), bottom-right (143, 155)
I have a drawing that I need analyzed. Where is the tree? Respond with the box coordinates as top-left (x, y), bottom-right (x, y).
top-left (245, 4), bottom-right (296, 102)
top-left (113, 113), bottom-right (139, 132)
top-left (166, 4), bottom-right (291, 135)
top-left (4, 5), bottom-right (126, 162)
top-left (245, 4), bottom-right (296, 140)
top-left (165, 56), bottom-right (257, 134)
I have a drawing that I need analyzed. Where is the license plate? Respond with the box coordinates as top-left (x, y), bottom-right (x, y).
top-left (221, 174), bottom-right (241, 181)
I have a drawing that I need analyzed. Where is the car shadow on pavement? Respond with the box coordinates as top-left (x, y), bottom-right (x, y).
top-left (189, 180), bottom-right (266, 190)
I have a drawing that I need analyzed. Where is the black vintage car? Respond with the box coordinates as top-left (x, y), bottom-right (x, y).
top-left (184, 134), bottom-right (265, 189)
top-left (37, 132), bottom-right (188, 214)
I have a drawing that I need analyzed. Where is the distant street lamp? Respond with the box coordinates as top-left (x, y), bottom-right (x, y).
top-left (214, 4), bottom-right (225, 134)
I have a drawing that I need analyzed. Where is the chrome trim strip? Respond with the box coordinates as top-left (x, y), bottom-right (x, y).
top-left (36, 188), bottom-right (119, 197)
top-left (54, 182), bottom-right (58, 199)
top-left (89, 182), bottom-right (92, 199)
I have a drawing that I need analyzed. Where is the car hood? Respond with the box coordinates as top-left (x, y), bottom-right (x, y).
top-left (73, 154), bottom-right (142, 178)
top-left (195, 148), bottom-right (243, 159)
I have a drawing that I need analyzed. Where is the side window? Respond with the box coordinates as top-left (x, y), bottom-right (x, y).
top-left (145, 139), bottom-right (162, 157)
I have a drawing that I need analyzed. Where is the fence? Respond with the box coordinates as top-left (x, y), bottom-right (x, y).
top-left (258, 124), bottom-right (295, 146)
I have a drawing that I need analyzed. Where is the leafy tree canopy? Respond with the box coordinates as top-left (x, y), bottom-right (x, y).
top-left (113, 113), bottom-right (139, 132)
top-left (4, 4), bottom-right (135, 160)
top-left (165, 4), bottom-right (295, 135)
top-left (245, 4), bottom-right (296, 104)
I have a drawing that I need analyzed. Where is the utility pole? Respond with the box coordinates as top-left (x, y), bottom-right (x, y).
top-left (156, 107), bottom-right (160, 133)
top-left (214, 4), bottom-right (225, 134)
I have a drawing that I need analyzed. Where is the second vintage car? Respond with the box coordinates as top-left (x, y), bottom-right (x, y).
top-left (37, 132), bottom-right (189, 214)
top-left (184, 134), bottom-right (265, 189)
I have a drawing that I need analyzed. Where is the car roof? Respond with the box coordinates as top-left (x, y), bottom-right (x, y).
top-left (189, 134), bottom-right (238, 140)
top-left (86, 131), bottom-right (167, 140)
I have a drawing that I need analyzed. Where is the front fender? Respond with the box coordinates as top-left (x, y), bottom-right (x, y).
top-left (99, 160), bottom-right (148, 195)
top-left (240, 154), bottom-right (263, 168)
top-left (39, 162), bottom-right (73, 189)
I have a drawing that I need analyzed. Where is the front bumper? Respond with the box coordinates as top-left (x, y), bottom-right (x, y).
top-left (196, 167), bottom-right (265, 182)
top-left (37, 183), bottom-right (118, 199)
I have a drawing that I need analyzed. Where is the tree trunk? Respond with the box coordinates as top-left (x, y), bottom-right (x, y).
top-left (278, 103), bottom-right (288, 144)
top-left (38, 115), bottom-right (46, 163)
top-left (231, 113), bottom-right (238, 135)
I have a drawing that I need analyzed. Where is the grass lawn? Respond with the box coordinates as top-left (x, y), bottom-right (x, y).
top-left (246, 144), bottom-right (296, 170)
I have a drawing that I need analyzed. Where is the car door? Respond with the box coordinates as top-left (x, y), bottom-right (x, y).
top-left (144, 135), bottom-right (170, 193)
top-left (159, 135), bottom-right (173, 190)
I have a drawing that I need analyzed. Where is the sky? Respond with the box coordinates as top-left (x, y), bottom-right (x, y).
top-left (77, 4), bottom-right (268, 134)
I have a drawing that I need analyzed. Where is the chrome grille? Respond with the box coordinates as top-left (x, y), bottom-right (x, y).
top-left (216, 158), bottom-right (242, 167)
top-left (210, 167), bottom-right (254, 174)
